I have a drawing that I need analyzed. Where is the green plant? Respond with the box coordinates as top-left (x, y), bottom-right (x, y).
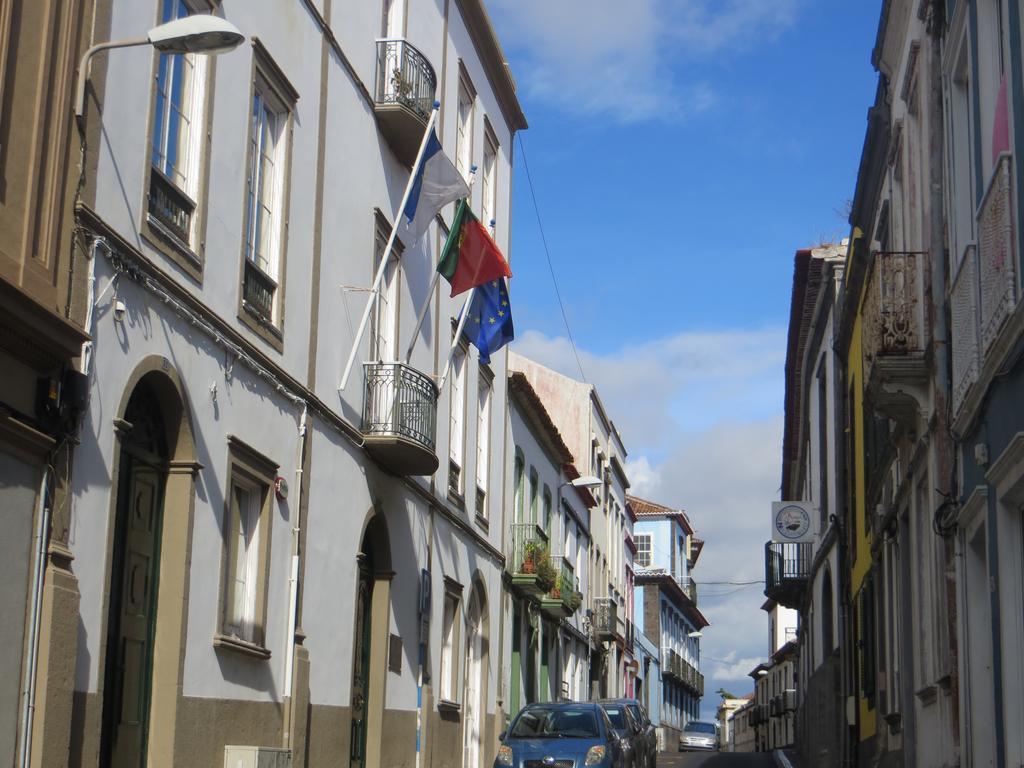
top-left (567, 591), bottom-right (583, 612)
top-left (535, 549), bottom-right (557, 593)
top-left (521, 540), bottom-right (541, 574)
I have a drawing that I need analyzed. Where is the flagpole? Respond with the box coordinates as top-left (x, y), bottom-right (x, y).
top-left (339, 102), bottom-right (441, 392)
top-left (437, 286), bottom-right (476, 391)
top-left (436, 217), bottom-right (496, 390)
top-left (403, 168), bottom-right (477, 365)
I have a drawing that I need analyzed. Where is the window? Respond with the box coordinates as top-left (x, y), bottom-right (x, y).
top-left (439, 590), bottom-right (460, 703)
top-left (636, 533), bottom-right (652, 568)
top-left (475, 373), bottom-right (491, 515)
top-left (146, 0), bottom-right (210, 258)
top-left (514, 448), bottom-right (525, 523)
top-left (218, 437), bottom-right (277, 654)
top-left (241, 45), bottom-right (296, 333)
top-left (481, 126), bottom-right (498, 231)
top-left (529, 468), bottom-right (538, 525)
top-left (448, 344), bottom-right (467, 496)
top-left (455, 69), bottom-right (474, 181)
top-left (370, 213), bottom-right (402, 361)
top-left (542, 486), bottom-right (552, 535)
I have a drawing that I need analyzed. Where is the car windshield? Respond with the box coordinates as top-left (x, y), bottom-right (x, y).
top-left (510, 707), bottom-right (600, 739)
top-left (684, 722), bottom-right (717, 735)
top-left (602, 706), bottom-right (627, 729)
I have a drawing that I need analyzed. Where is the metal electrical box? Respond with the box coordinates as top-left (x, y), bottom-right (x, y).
top-left (223, 746), bottom-right (292, 768)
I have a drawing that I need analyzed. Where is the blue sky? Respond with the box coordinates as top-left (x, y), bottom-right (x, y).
top-left (488, 0), bottom-right (881, 716)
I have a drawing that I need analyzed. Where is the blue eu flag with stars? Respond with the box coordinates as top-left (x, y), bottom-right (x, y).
top-left (462, 278), bottom-right (514, 364)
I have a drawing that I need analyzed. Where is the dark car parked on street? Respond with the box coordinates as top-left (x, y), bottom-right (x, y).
top-left (495, 702), bottom-right (625, 768)
top-left (598, 699), bottom-right (656, 768)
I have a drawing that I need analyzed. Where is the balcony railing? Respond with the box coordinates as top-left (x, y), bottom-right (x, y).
top-left (374, 38), bottom-right (437, 166)
top-left (361, 362), bottom-right (439, 475)
top-left (662, 649), bottom-right (681, 680)
top-left (147, 167), bottom-right (195, 246)
top-left (592, 597), bottom-right (617, 640)
top-left (508, 523), bottom-right (552, 597)
top-left (862, 250), bottom-right (928, 381)
top-left (243, 261), bottom-right (277, 323)
top-left (764, 542), bottom-right (810, 609)
top-left (540, 555), bottom-right (581, 619)
top-left (979, 153), bottom-right (1018, 353)
top-left (951, 244), bottom-right (981, 415)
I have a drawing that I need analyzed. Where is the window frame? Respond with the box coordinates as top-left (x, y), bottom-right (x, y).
top-left (481, 119), bottom-right (498, 233)
top-left (636, 533), bottom-right (652, 568)
top-left (369, 209), bottom-right (404, 362)
top-left (448, 338), bottom-right (469, 500)
top-left (140, 0), bottom-right (217, 281)
top-left (475, 367), bottom-right (493, 521)
top-left (215, 435), bottom-right (278, 658)
top-left (454, 64), bottom-right (475, 182)
top-left (513, 448), bottom-right (525, 524)
top-left (236, 39), bottom-right (298, 351)
top-left (438, 582), bottom-right (463, 706)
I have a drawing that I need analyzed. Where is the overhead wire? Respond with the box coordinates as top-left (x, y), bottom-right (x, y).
top-left (516, 133), bottom-right (587, 382)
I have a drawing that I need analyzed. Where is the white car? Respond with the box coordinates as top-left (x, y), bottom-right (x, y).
top-left (678, 721), bottom-right (718, 752)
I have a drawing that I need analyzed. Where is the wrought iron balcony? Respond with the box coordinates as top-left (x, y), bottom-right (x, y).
top-left (242, 261), bottom-right (277, 323)
top-left (862, 249), bottom-right (930, 417)
top-left (951, 244), bottom-right (981, 415)
top-left (662, 649), bottom-right (682, 680)
top-left (374, 38), bottom-right (437, 167)
top-left (539, 556), bottom-right (581, 620)
top-left (508, 523), bottom-right (551, 597)
top-left (978, 153), bottom-right (1019, 355)
top-left (361, 362), bottom-right (439, 475)
top-left (592, 597), bottom-right (617, 640)
top-left (764, 542), bottom-right (809, 610)
top-left (147, 166), bottom-right (195, 246)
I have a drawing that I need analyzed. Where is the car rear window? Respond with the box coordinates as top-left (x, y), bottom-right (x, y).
top-left (602, 706), bottom-right (627, 729)
top-left (510, 707), bottom-right (600, 739)
top-left (683, 722), bottom-right (716, 735)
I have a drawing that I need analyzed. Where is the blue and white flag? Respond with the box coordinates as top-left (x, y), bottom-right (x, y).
top-left (403, 128), bottom-right (470, 244)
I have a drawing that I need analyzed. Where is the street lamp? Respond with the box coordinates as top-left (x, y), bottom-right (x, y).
top-left (687, 631), bottom-right (703, 638)
top-left (75, 15), bottom-right (245, 124)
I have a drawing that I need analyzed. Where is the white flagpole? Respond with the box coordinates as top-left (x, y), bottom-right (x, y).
top-left (339, 103), bottom-right (441, 392)
top-left (404, 167), bottom-right (477, 365)
top-left (437, 286), bottom-right (476, 392)
top-left (436, 217), bottom-right (496, 391)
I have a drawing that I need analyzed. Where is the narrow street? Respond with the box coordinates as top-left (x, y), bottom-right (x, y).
top-left (659, 752), bottom-right (775, 768)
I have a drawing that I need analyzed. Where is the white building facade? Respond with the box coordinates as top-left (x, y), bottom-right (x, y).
top-left (69, 1), bottom-right (525, 767)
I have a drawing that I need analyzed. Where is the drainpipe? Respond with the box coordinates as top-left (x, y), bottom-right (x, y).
top-left (283, 405), bottom-right (308, 749)
top-left (925, 2), bottom-right (965, 762)
top-left (18, 467), bottom-right (51, 768)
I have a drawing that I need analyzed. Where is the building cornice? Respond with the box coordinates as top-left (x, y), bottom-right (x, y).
top-left (453, 0), bottom-right (528, 132)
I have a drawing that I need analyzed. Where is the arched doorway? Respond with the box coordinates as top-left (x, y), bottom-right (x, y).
top-left (100, 378), bottom-right (168, 768)
top-left (462, 582), bottom-right (488, 768)
top-left (351, 514), bottom-right (392, 768)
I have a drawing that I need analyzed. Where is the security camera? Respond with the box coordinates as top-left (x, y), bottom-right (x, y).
top-left (113, 299), bottom-right (126, 323)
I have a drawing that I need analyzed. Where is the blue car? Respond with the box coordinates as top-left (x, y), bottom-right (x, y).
top-left (495, 702), bottom-right (625, 768)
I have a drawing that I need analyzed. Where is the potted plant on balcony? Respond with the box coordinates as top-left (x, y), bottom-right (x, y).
top-left (535, 549), bottom-right (557, 594)
top-left (521, 540), bottom-right (540, 574)
top-left (568, 590), bottom-right (583, 612)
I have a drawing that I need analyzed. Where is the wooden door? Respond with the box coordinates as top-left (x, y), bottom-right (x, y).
top-left (350, 558), bottom-right (373, 768)
top-left (103, 453), bottom-right (164, 768)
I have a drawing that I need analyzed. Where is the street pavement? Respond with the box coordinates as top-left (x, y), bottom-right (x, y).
top-left (656, 750), bottom-right (776, 768)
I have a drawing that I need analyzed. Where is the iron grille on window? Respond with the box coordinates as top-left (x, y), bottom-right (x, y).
top-left (148, 167), bottom-right (195, 245)
top-left (243, 261), bottom-right (277, 322)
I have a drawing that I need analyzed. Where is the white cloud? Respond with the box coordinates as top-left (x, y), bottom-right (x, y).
top-left (487, 0), bottom-right (799, 121)
top-left (512, 327), bottom-right (786, 711)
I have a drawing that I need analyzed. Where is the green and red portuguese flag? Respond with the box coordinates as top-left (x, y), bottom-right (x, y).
top-left (438, 200), bottom-right (512, 296)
